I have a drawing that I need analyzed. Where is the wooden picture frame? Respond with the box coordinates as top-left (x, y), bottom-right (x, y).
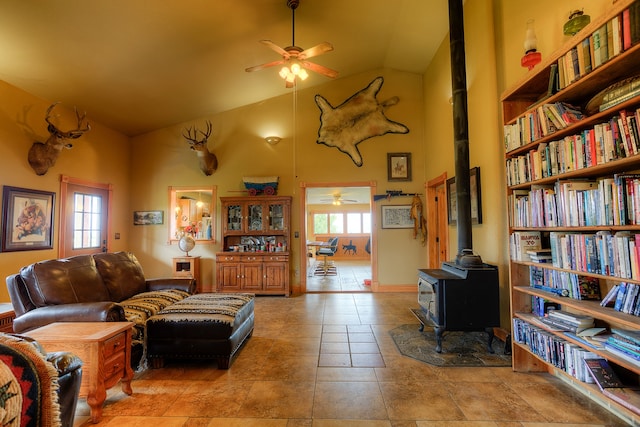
top-left (387, 152), bottom-right (411, 181)
top-left (2, 186), bottom-right (55, 252)
top-left (133, 210), bottom-right (164, 225)
top-left (381, 205), bottom-right (413, 229)
top-left (446, 167), bottom-right (482, 225)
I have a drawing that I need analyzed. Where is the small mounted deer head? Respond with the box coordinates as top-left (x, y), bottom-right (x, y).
top-left (183, 120), bottom-right (218, 176)
top-left (27, 102), bottom-right (91, 175)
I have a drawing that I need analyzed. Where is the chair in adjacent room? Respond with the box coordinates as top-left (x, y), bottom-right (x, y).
top-left (315, 236), bottom-right (339, 276)
top-left (0, 333), bottom-right (83, 427)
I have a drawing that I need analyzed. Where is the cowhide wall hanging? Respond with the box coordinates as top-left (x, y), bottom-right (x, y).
top-left (315, 76), bottom-right (409, 167)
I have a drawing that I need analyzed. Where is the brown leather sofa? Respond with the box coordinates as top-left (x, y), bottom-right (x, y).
top-left (0, 332), bottom-right (83, 427)
top-left (6, 251), bottom-right (196, 368)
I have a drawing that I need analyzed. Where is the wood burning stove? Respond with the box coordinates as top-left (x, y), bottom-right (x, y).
top-left (418, 261), bottom-right (500, 353)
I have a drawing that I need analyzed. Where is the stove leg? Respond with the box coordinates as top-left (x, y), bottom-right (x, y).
top-left (485, 327), bottom-right (495, 354)
top-left (435, 326), bottom-right (444, 353)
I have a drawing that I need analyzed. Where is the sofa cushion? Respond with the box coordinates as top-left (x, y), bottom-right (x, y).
top-left (19, 255), bottom-right (110, 307)
top-left (93, 252), bottom-right (147, 302)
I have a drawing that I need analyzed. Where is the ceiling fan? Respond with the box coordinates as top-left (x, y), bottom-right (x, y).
top-left (320, 193), bottom-right (359, 205)
top-left (245, 0), bottom-right (339, 88)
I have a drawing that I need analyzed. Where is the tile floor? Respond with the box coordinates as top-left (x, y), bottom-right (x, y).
top-left (74, 292), bottom-right (629, 426)
top-left (306, 260), bottom-right (372, 292)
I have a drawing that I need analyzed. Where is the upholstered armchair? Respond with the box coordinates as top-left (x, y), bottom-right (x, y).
top-left (0, 333), bottom-right (82, 427)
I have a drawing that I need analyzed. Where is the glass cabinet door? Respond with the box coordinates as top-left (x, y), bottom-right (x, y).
top-left (268, 202), bottom-right (285, 231)
top-left (226, 203), bottom-right (243, 232)
top-left (247, 203), bottom-right (263, 231)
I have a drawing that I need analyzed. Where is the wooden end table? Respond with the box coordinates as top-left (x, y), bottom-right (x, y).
top-left (26, 322), bottom-right (134, 423)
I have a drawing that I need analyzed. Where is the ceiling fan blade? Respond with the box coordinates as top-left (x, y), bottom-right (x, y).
top-left (259, 40), bottom-right (290, 58)
top-left (245, 59), bottom-right (286, 73)
top-left (301, 61), bottom-right (339, 79)
top-left (299, 42), bottom-right (334, 60)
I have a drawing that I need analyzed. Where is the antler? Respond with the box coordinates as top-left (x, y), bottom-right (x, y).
top-left (45, 102), bottom-right (91, 139)
top-left (183, 120), bottom-right (212, 147)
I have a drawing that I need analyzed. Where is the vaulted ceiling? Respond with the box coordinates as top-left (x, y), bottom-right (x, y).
top-left (0, 0), bottom-right (450, 136)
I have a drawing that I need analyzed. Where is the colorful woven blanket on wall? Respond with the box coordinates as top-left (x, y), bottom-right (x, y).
top-left (0, 334), bottom-right (61, 427)
top-left (156, 293), bottom-right (255, 325)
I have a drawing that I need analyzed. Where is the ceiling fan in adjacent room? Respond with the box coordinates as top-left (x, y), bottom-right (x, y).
top-left (245, 0), bottom-right (338, 88)
top-left (321, 194), bottom-right (358, 206)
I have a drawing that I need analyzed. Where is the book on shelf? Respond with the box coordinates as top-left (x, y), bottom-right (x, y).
top-left (548, 309), bottom-right (595, 327)
top-left (603, 387), bottom-right (640, 416)
top-left (510, 231), bottom-right (541, 262)
top-left (601, 284), bottom-right (620, 307)
top-left (611, 328), bottom-right (640, 346)
top-left (584, 358), bottom-right (625, 389)
top-left (565, 330), bottom-right (608, 351)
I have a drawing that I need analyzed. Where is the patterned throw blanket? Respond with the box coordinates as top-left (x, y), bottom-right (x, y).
top-left (156, 293), bottom-right (255, 325)
top-left (120, 289), bottom-right (191, 342)
top-left (0, 334), bottom-right (61, 427)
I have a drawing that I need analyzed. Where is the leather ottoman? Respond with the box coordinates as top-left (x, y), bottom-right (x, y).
top-left (146, 293), bottom-right (254, 369)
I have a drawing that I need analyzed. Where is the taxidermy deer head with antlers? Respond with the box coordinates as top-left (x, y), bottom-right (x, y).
top-left (28, 102), bottom-right (91, 175)
top-left (183, 120), bottom-right (217, 176)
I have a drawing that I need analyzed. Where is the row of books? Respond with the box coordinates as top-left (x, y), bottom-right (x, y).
top-left (516, 315), bottom-right (640, 414)
top-left (505, 108), bottom-right (640, 186)
top-left (512, 317), bottom-right (600, 383)
top-left (529, 265), bottom-right (601, 301)
top-left (605, 329), bottom-right (640, 367)
top-left (511, 230), bottom-right (640, 283)
top-left (559, 2), bottom-right (640, 91)
top-left (548, 230), bottom-right (640, 280)
top-left (601, 283), bottom-right (640, 316)
top-left (508, 174), bottom-right (640, 228)
top-left (504, 102), bottom-right (584, 151)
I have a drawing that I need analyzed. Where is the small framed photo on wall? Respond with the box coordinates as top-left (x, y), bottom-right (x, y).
top-left (387, 153), bottom-right (411, 182)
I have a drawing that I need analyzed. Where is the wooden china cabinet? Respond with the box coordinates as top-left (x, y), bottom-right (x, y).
top-left (216, 195), bottom-right (291, 296)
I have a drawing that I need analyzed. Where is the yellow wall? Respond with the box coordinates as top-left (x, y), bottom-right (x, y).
top-left (0, 80), bottom-right (131, 301)
top-left (129, 68), bottom-right (427, 289)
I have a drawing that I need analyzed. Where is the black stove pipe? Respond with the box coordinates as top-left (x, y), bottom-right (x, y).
top-left (448, 0), bottom-right (479, 266)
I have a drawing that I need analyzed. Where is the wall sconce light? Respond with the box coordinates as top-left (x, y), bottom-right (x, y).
top-left (265, 136), bottom-right (281, 145)
top-left (521, 19), bottom-right (542, 70)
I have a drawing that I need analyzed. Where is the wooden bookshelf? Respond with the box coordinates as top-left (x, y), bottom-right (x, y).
top-left (503, 0), bottom-right (640, 424)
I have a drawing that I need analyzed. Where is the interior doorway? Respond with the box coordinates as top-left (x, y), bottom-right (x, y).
top-left (299, 182), bottom-right (376, 293)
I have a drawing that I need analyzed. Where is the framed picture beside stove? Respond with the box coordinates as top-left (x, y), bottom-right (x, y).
top-left (446, 167), bottom-right (482, 225)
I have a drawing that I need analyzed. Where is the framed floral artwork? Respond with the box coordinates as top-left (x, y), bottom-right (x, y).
top-left (2, 186), bottom-right (55, 252)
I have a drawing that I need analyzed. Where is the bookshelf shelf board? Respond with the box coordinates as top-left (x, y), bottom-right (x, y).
top-left (514, 286), bottom-right (640, 329)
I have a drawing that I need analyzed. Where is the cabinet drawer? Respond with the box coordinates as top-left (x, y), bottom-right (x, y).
top-left (265, 255), bottom-right (288, 262)
top-left (103, 332), bottom-right (126, 358)
top-left (104, 352), bottom-right (126, 384)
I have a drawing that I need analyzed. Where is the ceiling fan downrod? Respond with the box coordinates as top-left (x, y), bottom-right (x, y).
top-left (288, 0), bottom-right (299, 47)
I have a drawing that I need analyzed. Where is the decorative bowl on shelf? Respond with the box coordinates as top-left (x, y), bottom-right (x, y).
top-left (178, 234), bottom-right (196, 256)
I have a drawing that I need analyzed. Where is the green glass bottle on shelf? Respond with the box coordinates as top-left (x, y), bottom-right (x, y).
top-left (563, 9), bottom-right (590, 36)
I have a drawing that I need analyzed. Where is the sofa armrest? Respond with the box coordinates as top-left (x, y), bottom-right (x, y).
top-left (146, 278), bottom-right (196, 294)
top-left (47, 351), bottom-right (83, 376)
top-left (12, 301), bottom-right (126, 333)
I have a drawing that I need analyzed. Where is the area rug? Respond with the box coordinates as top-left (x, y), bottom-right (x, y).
top-left (388, 310), bottom-right (512, 367)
